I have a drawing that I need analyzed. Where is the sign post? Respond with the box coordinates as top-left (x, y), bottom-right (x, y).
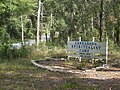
top-left (92, 37), bottom-right (95, 64)
top-left (67, 37), bottom-right (70, 60)
top-left (79, 37), bottom-right (82, 62)
top-left (106, 38), bottom-right (108, 65)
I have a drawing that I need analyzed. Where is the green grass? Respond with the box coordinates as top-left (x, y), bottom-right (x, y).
top-left (0, 58), bottom-right (101, 90)
top-left (0, 44), bottom-right (119, 90)
top-left (0, 42), bottom-right (120, 90)
top-left (30, 44), bottom-right (67, 60)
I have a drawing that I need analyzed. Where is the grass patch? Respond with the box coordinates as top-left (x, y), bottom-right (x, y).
top-left (0, 43), bottom-right (119, 90)
top-left (0, 58), bottom-right (100, 90)
top-left (53, 78), bottom-right (99, 90)
top-left (30, 43), bottom-right (67, 60)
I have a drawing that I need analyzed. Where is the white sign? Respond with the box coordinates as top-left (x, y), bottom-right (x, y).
top-left (68, 41), bottom-right (106, 58)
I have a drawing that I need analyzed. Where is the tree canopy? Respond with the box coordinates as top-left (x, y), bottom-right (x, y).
top-left (0, 0), bottom-right (120, 46)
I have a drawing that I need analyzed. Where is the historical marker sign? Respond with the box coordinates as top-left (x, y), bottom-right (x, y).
top-left (68, 41), bottom-right (107, 58)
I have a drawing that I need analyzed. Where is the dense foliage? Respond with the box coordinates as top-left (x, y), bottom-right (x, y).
top-left (0, 0), bottom-right (120, 59)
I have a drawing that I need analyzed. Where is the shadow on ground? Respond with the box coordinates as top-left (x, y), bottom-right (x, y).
top-left (0, 67), bottom-right (120, 90)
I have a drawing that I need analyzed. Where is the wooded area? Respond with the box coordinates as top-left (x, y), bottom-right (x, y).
top-left (0, 1), bottom-right (120, 90)
top-left (0, 0), bottom-right (120, 57)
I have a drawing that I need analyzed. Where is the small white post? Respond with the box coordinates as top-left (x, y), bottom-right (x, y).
top-left (92, 37), bottom-right (95, 42)
top-left (79, 37), bottom-right (82, 62)
top-left (79, 37), bottom-right (81, 41)
top-left (92, 37), bottom-right (95, 64)
top-left (106, 38), bottom-right (108, 65)
top-left (67, 37), bottom-right (70, 60)
top-left (68, 37), bottom-right (70, 42)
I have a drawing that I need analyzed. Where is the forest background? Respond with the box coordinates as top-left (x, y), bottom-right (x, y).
top-left (0, 0), bottom-right (120, 59)
top-left (0, 0), bottom-right (120, 89)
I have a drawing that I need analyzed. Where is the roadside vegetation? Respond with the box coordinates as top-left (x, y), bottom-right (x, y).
top-left (0, 0), bottom-right (120, 90)
top-left (0, 42), bottom-right (120, 90)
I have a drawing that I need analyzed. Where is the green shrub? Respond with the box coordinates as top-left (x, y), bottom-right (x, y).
top-left (11, 45), bottom-right (32, 58)
top-left (30, 42), bottom-right (67, 59)
top-left (94, 60), bottom-right (104, 67)
top-left (0, 45), bottom-right (32, 60)
top-left (48, 46), bottom-right (67, 58)
top-left (76, 63), bottom-right (86, 70)
top-left (0, 44), bottom-right (10, 59)
top-left (0, 27), bottom-right (10, 44)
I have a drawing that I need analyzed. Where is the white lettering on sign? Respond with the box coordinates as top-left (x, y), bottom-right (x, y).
top-left (68, 41), bottom-right (106, 58)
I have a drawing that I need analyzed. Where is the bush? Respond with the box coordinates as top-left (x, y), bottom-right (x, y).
top-left (30, 42), bottom-right (67, 59)
top-left (94, 60), bottom-right (104, 67)
top-left (0, 44), bottom-right (10, 59)
top-left (0, 27), bottom-right (10, 44)
top-left (76, 63), bottom-right (86, 70)
top-left (10, 45), bottom-right (32, 58)
top-left (0, 45), bottom-right (32, 60)
top-left (48, 46), bottom-right (67, 58)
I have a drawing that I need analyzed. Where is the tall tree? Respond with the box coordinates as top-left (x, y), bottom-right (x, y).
top-left (36, 0), bottom-right (41, 49)
top-left (99, 0), bottom-right (103, 42)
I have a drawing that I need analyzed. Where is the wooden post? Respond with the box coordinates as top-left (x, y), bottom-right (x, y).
top-left (92, 37), bottom-right (95, 64)
top-left (79, 37), bottom-right (82, 62)
top-left (68, 37), bottom-right (70, 42)
top-left (67, 37), bottom-right (70, 60)
top-left (106, 38), bottom-right (108, 65)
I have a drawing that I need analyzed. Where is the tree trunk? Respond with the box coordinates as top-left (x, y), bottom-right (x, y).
top-left (29, 15), bottom-right (37, 41)
top-left (116, 30), bottom-right (119, 46)
top-left (116, 20), bottom-right (120, 46)
top-left (21, 15), bottom-right (24, 43)
top-left (50, 31), bottom-right (55, 44)
top-left (99, 0), bottom-right (103, 42)
top-left (112, 1), bottom-right (120, 46)
top-left (91, 16), bottom-right (94, 30)
top-left (45, 33), bottom-right (47, 42)
top-left (36, 0), bottom-right (41, 49)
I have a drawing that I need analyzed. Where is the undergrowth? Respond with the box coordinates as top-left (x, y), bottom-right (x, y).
top-left (31, 42), bottom-right (67, 60)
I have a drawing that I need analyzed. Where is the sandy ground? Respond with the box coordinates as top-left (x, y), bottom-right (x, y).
top-left (35, 60), bottom-right (120, 79)
top-left (31, 59), bottom-right (120, 90)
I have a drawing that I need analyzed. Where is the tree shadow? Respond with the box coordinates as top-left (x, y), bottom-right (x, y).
top-left (31, 60), bottom-right (120, 90)
top-left (0, 65), bottom-right (120, 90)
top-left (45, 73), bottom-right (120, 90)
